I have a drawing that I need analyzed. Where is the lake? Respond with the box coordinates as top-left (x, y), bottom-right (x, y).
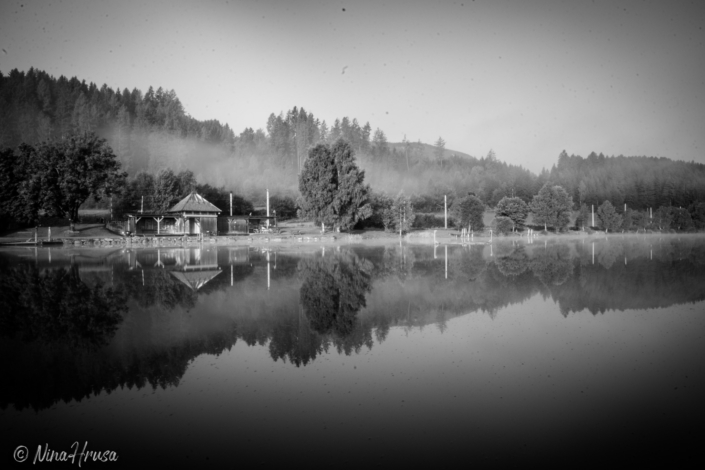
top-left (2, 236), bottom-right (704, 466)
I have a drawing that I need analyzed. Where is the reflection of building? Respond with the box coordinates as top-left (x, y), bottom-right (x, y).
top-left (125, 247), bottom-right (222, 290)
top-left (170, 248), bottom-right (221, 291)
top-left (126, 192), bottom-right (221, 236)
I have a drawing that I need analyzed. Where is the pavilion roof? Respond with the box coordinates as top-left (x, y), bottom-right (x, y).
top-left (168, 192), bottom-right (221, 213)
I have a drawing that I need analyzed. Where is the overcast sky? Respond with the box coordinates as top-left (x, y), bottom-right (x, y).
top-left (1, 0), bottom-right (703, 173)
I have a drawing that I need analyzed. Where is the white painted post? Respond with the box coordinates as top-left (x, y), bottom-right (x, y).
top-left (444, 195), bottom-right (447, 229)
top-left (230, 191), bottom-right (233, 217)
top-left (266, 189), bottom-right (270, 228)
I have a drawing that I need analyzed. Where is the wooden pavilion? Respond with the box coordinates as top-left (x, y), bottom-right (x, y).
top-left (126, 192), bottom-right (221, 236)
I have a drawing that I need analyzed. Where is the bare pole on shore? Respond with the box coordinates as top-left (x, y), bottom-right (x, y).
top-left (444, 195), bottom-right (447, 229)
top-left (266, 189), bottom-right (270, 228)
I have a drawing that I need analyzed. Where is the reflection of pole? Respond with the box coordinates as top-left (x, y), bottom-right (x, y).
top-left (592, 243), bottom-right (595, 265)
top-left (445, 245), bottom-right (448, 279)
top-left (591, 204), bottom-right (594, 227)
top-left (267, 251), bottom-right (270, 290)
top-left (231, 264), bottom-right (233, 287)
top-left (48, 247), bottom-right (51, 264)
top-left (444, 195), bottom-right (447, 229)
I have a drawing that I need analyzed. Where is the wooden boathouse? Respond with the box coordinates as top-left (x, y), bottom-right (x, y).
top-left (126, 192), bottom-right (221, 236)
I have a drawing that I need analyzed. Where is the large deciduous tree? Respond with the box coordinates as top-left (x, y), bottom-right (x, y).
top-left (596, 200), bottom-right (623, 233)
top-left (1, 133), bottom-right (126, 229)
top-left (38, 133), bottom-right (126, 230)
top-left (530, 183), bottom-right (573, 232)
top-left (451, 194), bottom-right (485, 231)
top-left (495, 196), bottom-right (529, 231)
top-left (298, 139), bottom-right (372, 231)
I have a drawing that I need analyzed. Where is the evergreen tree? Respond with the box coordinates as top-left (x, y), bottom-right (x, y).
top-left (371, 128), bottom-right (389, 160)
top-left (434, 136), bottom-right (446, 167)
top-left (298, 139), bottom-right (372, 231)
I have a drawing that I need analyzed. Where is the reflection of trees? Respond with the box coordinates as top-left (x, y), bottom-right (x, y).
top-left (529, 244), bottom-right (573, 287)
top-left (4, 240), bottom-right (705, 410)
top-left (298, 252), bottom-right (373, 337)
top-left (450, 245), bottom-right (487, 281)
top-left (597, 242), bottom-right (622, 270)
top-left (121, 268), bottom-right (197, 310)
top-left (0, 265), bottom-right (126, 350)
top-left (495, 245), bottom-right (529, 277)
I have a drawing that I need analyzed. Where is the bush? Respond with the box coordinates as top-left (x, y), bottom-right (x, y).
top-left (412, 214), bottom-right (447, 229)
top-left (270, 195), bottom-right (297, 220)
top-left (493, 216), bottom-right (514, 235)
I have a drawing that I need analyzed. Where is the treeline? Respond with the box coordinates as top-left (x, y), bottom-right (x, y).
top-left (550, 151), bottom-right (705, 210)
top-left (0, 67), bottom-right (235, 175)
top-left (2, 67), bottom-right (704, 213)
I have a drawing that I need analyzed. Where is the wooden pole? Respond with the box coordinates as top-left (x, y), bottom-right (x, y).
top-left (230, 191), bottom-right (233, 217)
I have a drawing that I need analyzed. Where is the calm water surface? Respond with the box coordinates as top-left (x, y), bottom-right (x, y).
top-left (2, 236), bottom-right (704, 466)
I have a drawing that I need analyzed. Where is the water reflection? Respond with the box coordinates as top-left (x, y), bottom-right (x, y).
top-left (1, 237), bottom-right (705, 412)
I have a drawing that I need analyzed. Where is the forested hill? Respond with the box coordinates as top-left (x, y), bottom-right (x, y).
top-left (0, 67), bottom-right (235, 174)
top-left (1, 67), bottom-right (704, 210)
top-left (549, 151), bottom-right (705, 211)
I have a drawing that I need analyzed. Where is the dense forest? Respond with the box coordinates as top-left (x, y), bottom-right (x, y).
top-left (1, 67), bottom-right (704, 217)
